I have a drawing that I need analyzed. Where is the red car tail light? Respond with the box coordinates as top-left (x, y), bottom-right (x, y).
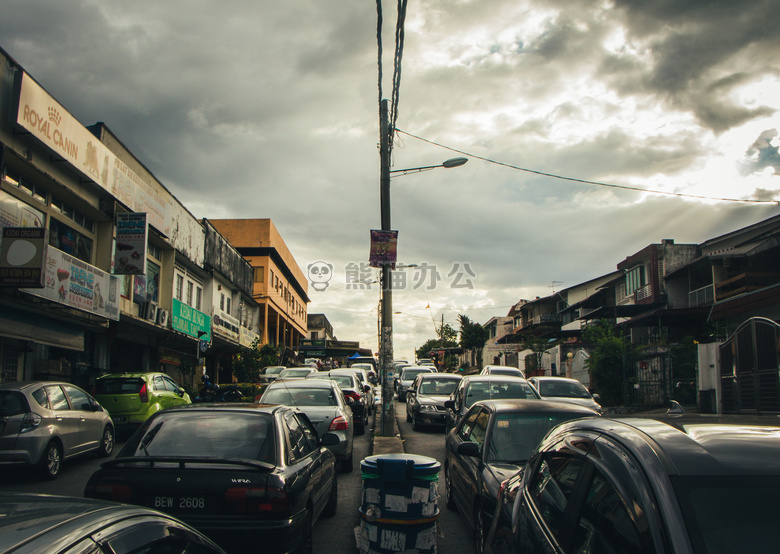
top-left (329, 415), bottom-right (348, 431)
top-left (85, 483), bottom-right (133, 503)
top-left (139, 383), bottom-right (148, 403)
top-left (225, 486), bottom-right (290, 513)
top-left (20, 413), bottom-right (42, 433)
top-left (344, 391), bottom-right (361, 403)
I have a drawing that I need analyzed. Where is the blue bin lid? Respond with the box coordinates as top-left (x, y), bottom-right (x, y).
top-left (361, 454), bottom-right (441, 481)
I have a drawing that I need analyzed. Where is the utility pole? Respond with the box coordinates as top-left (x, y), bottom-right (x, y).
top-left (379, 99), bottom-right (395, 437)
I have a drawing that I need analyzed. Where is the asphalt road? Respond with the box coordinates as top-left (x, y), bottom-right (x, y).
top-left (0, 401), bottom-right (473, 553)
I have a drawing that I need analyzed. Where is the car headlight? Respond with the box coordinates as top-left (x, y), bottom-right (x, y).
top-left (419, 404), bottom-right (437, 412)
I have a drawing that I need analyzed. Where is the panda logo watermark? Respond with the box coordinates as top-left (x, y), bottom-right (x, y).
top-left (308, 261), bottom-right (333, 292)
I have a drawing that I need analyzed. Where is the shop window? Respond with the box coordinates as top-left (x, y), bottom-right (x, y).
top-left (254, 266), bottom-right (265, 283)
top-left (195, 286), bottom-right (202, 311)
top-left (220, 293), bottom-right (225, 311)
top-left (50, 196), bottom-right (94, 233)
top-left (49, 218), bottom-right (93, 264)
top-left (175, 274), bottom-right (184, 301)
top-left (186, 281), bottom-right (193, 306)
top-left (0, 190), bottom-right (45, 227)
top-left (226, 297), bottom-right (231, 315)
top-left (146, 261), bottom-right (160, 303)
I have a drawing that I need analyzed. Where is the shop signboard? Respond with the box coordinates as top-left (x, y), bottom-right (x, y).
top-left (20, 246), bottom-right (120, 320)
top-left (114, 213), bottom-right (147, 275)
top-left (172, 298), bottom-right (211, 341)
top-left (213, 309), bottom-right (240, 343)
top-left (240, 325), bottom-right (259, 348)
top-left (0, 227), bottom-right (47, 287)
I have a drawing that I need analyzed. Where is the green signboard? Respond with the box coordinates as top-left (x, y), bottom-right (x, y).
top-left (172, 298), bottom-right (211, 341)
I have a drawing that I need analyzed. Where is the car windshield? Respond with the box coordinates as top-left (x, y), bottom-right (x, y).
top-left (94, 377), bottom-right (144, 394)
top-left (419, 379), bottom-right (459, 396)
top-left (279, 369), bottom-right (311, 378)
top-left (264, 367), bottom-right (285, 375)
top-left (308, 374), bottom-right (355, 389)
top-left (401, 369), bottom-right (431, 381)
top-left (671, 475), bottom-right (780, 554)
top-left (262, 386), bottom-right (337, 406)
top-left (486, 412), bottom-right (582, 463)
top-left (538, 380), bottom-right (591, 399)
top-left (465, 381), bottom-right (539, 407)
top-left (490, 368), bottom-right (523, 377)
top-left (131, 412), bottom-right (275, 463)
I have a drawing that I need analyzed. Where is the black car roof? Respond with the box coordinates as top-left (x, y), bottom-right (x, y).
top-left (559, 415), bottom-right (780, 476)
top-left (162, 403), bottom-right (287, 415)
top-left (476, 398), bottom-right (599, 415)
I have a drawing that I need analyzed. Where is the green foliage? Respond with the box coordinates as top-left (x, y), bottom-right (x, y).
top-left (582, 320), bottom-right (629, 406)
top-left (459, 315), bottom-right (489, 350)
top-left (521, 334), bottom-right (562, 369)
top-left (233, 339), bottom-right (281, 383)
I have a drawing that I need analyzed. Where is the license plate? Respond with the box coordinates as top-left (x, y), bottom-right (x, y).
top-left (154, 496), bottom-right (207, 510)
top-left (113, 416), bottom-right (126, 422)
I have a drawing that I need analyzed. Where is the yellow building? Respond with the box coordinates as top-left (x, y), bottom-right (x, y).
top-left (208, 219), bottom-right (309, 351)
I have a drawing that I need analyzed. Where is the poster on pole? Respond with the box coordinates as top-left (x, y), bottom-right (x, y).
top-left (114, 213), bottom-right (147, 275)
top-left (369, 230), bottom-right (398, 268)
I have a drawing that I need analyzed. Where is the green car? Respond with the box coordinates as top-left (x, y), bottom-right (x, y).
top-left (93, 372), bottom-right (191, 435)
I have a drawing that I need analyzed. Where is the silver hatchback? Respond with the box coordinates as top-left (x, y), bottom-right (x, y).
top-left (0, 381), bottom-right (114, 480)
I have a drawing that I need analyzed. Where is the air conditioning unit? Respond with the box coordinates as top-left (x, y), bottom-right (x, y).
top-left (157, 309), bottom-right (169, 327)
top-left (147, 302), bottom-right (158, 323)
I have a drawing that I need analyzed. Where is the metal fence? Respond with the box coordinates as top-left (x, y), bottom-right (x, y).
top-left (622, 347), bottom-right (698, 409)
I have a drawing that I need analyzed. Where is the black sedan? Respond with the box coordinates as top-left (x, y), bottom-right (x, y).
top-left (406, 373), bottom-right (462, 430)
top-left (504, 414), bottom-right (780, 554)
top-left (444, 375), bottom-right (541, 432)
top-left (0, 493), bottom-right (225, 553)
top-left (444, 399), bottom-right (598, 554)
top-left (84, 403), bottom-right (339, 553)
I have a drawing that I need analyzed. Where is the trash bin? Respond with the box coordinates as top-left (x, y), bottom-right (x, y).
top-left (356, 454), bottom-right (440, 554)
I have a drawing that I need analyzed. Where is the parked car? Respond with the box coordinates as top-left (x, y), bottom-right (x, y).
top-left (259, 378), bottom-right (355, 471)
top-left (307, 370), bottom-right (371, 435)
top-left (259, 365), bottom-right (286, 384)
top-left (496, 413), bottom-right (780, 554)
top-left (0, 493), bottom-right (225, 553)
top-left (527, 376), bottom-right (603, 414)
top-left (84, 403), bottom-right (339, 553)
top-left (349, 362), bottom-right (379, 384)
top-left (443, 399), bottom-right (598, 554)
top-left (339, 366), bottom-right (376, 412)
top-left (444, 375), bottom-right (540, 432)
top-left (406, 373), bottom-right (463, 430)
top-left (480, 365), bottom-right (526, 379)
top-left (0, 381), bottom-right (114, 480)
top-left (92, 372), bottom-right (191, 435)
top-left (395, 366), bottom-right (436, 402)
top-left (278, 367), bottom-right (318, 379)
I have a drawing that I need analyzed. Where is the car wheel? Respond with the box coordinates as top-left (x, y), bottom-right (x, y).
top-left (412, 415), bottom-right (420, 431)
top-left (294, 509), bottom-right (313, 554)
top-left (97, 425), bottom-right (114, 457)
top-left (399, 392), bottom-right (406, 403)
top-left (341, 449), bottom-right (354, 473)
top-left (355, 417), bottom-right (366, 436)
top-left (323, 474), bottom-right (338, 517)
top-left (406, 409), bottom-right (412, 422)
top-left (474, 506), bottom-right (486, 554)
top-left (444, 466), bottom-right (456, 511)
top-left (38, 441), bottom-right (62, 480)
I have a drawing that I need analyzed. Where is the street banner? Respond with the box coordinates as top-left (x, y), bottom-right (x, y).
top-left (369, 229), bottom-right (398, 268)
top-left (114, 213), bottom-right (147, 274)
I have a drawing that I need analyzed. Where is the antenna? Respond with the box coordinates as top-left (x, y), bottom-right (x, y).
top-left (550, 280), bottom-right (563, 293)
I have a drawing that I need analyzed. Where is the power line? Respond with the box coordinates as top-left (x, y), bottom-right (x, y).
top-left (396, 129), bottom-right (779, 205)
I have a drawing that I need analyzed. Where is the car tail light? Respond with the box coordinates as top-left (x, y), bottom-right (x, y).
top-left (329, 415), bottom-right (348, 431)
top-left (225, 486), bottom-right (290, 513)
top-left (344, 391), bottom-right (361, 403)
top-left (85, 483), bottom-right (133, 503)
top-left (139, 383), bottom-right (148, 403)
top-left (20, 413), bottom-right (42, 433)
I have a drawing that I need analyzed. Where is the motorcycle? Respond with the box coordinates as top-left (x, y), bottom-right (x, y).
top-left (194, 375), bottom-right (243, 403)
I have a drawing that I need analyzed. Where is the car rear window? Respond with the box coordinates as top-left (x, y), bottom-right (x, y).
top-left (94, 378), bottom-right (145, 394)
top-left (131, 412), bottom-right (275, 463)
top-left (465, 380), bottom-right (539, 407)
top-left (0, 391), bottom-right (29, 416)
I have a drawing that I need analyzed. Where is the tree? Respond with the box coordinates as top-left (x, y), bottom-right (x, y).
top-left (582, 319), bottom-right (629, 406)
top-left (521, 334), bottom-right (562, 374)
top-left (416, 325), bottom-right (458, 370)
top-left (233, 339), bottom-right (280, 383)
top-left (458, 315), bottom-right (489, 368)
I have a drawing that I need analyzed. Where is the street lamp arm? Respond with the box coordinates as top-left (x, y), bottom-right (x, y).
top-left (389, 157), bottom-right (468, 175)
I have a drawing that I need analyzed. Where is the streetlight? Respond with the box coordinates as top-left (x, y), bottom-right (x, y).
top-left (378, 99), bottom-right (468, 436)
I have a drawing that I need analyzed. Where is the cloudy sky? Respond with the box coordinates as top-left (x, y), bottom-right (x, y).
top-left (3, 0), bottom-right (780, 361)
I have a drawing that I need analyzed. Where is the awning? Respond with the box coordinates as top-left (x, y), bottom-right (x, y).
top-left (0, 308), bottom-right (84, 350)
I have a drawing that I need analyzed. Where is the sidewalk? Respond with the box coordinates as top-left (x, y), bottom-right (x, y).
top-left (371, 400), bottom-right (404, 456)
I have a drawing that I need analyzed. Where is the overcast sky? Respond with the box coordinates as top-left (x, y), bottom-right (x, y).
top-left (3, 0), bottom-right (780, 361)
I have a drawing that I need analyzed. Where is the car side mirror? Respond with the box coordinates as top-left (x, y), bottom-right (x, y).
top-left (444, 400), bottom-right (455, 410)
top-left (457, 442), bottom-right (481, 457)
top-left (320, 432), bottom-right (340, 446)
top-left (592, 393), bottom-right (600, 401)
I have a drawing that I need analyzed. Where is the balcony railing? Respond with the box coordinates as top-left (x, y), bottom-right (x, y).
top-left (635, 284), bottom-right (653, 302)
top-left (688, 284), bottom-right (714, 307)
top-left (715, 272), bottom-right (780, 301)
top-left (532, 313), bottom-right (561, 326)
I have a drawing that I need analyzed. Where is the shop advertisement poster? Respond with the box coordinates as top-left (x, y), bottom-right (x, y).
top-left (369, 229), bottom-right (398, 268)
top-left (114, 213), bottom-right (147, 275)
top-left (21, 246), bottom-right (120, 320)
top-left (0, 227), bottom-right (47, 287)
